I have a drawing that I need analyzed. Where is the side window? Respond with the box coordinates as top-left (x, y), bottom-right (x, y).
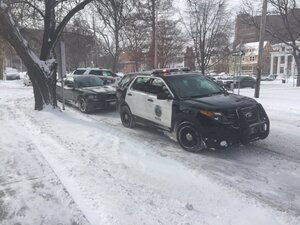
top-left (131, 77), bottom-right (150, 92)
top-left (148, 78), bottom-right (168, 95)
top-left (89, 70), bottom-right (102, 75)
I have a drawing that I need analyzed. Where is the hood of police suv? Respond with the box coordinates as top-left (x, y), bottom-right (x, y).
top-left (181, 93), bottom-right (257, 111)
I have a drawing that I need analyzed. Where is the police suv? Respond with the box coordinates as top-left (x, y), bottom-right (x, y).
top-left (117, 72), bottom-right (270, 152)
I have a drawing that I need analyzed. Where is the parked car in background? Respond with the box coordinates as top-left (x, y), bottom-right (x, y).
top-left (261, 74), bottom-right (277, 81)
top-left (71, 67), bottom-right (121, 86)
top-left (222, 76), bottom-right (256, 89)
top-left (23, 73), bottom-right (32, 86)
top-left (3, 67), bottom-right (20, 80)
top-left (56, 75), bottom-right (117, 113)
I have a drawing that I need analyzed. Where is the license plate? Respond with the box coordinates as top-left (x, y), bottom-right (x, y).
top-left (108, 101), bottom-right (116, 106)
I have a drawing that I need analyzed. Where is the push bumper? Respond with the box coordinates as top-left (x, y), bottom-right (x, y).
top-left (202, 104), bottom-right (270, 149)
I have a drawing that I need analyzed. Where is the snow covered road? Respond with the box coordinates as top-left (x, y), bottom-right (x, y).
top-left (0, 80), bottom-right (300, 225)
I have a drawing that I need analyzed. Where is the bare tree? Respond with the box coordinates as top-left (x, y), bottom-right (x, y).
top-left (0, 0), bottom-right (93, 110)
top-left (184, 0), bottom-right (231, 74)
top-left (94, 0), bottom-right (132, 72)
top-left (156, 19), bottom-right (186, 67)
top-left (123, 10), bottom-right (151, 71)
top-left (135, 0), bottom-right (173, 69)
top-left (64, 17), bottom-right (96, 70)
top-left (242, 0), bottom-right (300, 86)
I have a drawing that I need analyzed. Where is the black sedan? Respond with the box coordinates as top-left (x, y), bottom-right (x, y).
top-left (223, 76), bottom-right (256, 89)
top-left (56, 75), bottom-right (117, 113)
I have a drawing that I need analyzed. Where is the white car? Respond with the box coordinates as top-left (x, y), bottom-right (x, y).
top-left (71, 68), bottom-right (121, 86)
top-left (3, 67), bottom-right (20, 80)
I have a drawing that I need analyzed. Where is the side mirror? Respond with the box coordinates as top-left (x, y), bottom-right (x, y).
top-left (157, 92), bottom-right (172, 100)
top-left (66, 83), bottom-right (74, 88)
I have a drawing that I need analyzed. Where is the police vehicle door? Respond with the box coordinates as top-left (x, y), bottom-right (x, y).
top-left (146, 78), bottom-right (173, 129)
top-left (126, 76), bottom-right (151, 118)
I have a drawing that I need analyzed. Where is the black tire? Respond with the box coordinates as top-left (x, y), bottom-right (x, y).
top-left (251, 84), bottom-right (255, 89)
top-left (78, 97), bottom-right (90, 113)
top-left (176, 121), bottom-right (205, 152)
top-left (120, 105), bottom-right (135, 128)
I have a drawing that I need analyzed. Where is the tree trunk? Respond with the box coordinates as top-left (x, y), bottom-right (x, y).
top-left (28, 63), bottom-right (57, 110)
top-left (0, 9), bottom-right (57, 110)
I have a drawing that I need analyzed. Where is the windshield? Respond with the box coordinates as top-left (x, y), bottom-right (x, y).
top-left (75, 76), bottom-right (104, 88)
top-left (166, 75), bottom-right (224, 99)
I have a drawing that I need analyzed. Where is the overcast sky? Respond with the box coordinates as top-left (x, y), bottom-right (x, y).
top-left (174, 0), bottom-right (243, 13)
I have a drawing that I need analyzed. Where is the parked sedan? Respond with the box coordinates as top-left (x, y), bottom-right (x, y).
top-left (4, 67), bottom-right (20, 80)
top-left (56, 75), bottom-right (117, 113)
top-left (223, 76), bottom-right (256, 89)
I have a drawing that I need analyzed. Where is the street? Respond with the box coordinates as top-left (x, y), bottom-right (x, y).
top-left (0, 80), bottom-right (300, 225)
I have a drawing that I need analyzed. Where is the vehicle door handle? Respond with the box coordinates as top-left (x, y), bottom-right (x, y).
top-left (147, 99), bottom-right (154, 102)
top-left (127, 93), bottom-right (132, 96)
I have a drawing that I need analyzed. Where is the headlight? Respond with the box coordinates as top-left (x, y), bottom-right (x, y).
top-left (88, 95), bottom-right (99, 100)
top-left (200, 110), bottom-right (224, 122)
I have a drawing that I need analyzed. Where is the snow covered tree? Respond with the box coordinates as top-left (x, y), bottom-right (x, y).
top-left (0, 0), bottom-right (93, 110)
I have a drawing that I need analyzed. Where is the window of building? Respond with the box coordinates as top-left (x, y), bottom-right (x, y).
top-left (281, 47), bottom-right (285, 52)
top-left (250, 56), bottom-right (255, 61)
top-left (280, 67), bottom-right (284, 74)
top-left (280, 56), bottom-right (285, 64)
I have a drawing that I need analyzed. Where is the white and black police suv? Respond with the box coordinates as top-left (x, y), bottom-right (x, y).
top-left (117, 72), bottom-right (270, 152)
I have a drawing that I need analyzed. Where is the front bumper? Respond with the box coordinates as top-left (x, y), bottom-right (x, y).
top-left (201, 104), bottom-right (270, 149)
top-left (87, 98), bottom-right (117, 110)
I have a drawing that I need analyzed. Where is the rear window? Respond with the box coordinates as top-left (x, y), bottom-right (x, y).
top-left (73, 69), bottom-right (86, 75)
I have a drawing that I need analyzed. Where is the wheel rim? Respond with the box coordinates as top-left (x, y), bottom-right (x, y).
top-left (178, 125), bottom-right (199, 149)
top-left (79, 98), bottom-right (87, 112)
top-left (122, 110), bottom-right (131, 126)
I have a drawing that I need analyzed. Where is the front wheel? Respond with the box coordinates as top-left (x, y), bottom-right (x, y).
top-left (176, 122), bottom-right (205, 152)
top-left (78, 97), bottom-right (90, 113)
top-left (120, 105), bottom-right (135, 128)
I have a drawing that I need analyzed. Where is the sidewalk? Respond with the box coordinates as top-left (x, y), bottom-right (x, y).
top-left (0, 85), bottom-right (89, 225)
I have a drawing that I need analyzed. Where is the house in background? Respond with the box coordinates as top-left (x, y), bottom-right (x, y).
top-left (229, 41), bottom-right (273, 75)
top-left (270, 41), bottom-right (300, 77)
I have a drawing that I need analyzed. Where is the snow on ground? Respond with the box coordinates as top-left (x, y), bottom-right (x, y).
top-left (0, 79), bottom-right (300, 225)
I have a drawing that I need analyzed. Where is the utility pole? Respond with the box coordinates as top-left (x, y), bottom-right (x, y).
top-left (92, 16), bottom-right (98, 67)
top-left (255, 0), bottom-right (268, 98)
top-left (151, 0), bottom-right (158, 69)
top-left (0, 39), bottom-right (3, 80)
top-left (57, 38), bottom-right (66, 110)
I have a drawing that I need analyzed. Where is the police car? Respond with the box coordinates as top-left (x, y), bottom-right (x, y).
top-left (117, 72), bottom-right (270, 152)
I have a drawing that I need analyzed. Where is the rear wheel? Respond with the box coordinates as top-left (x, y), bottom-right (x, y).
top-left (176, 121), bottom-right (205, 152)
top-left (120, 105), bottom-right (135, 128)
